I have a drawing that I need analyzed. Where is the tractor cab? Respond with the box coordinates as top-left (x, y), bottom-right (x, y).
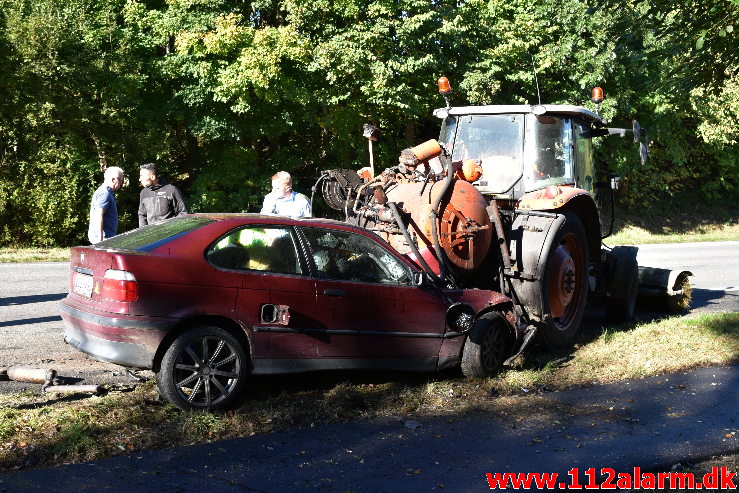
top-left (434, 105), bottom-right (603, 201)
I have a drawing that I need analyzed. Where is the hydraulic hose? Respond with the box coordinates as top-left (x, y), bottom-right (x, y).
top-left (490, 199), bottom-right (513, 274)
top-left (387, 202), bottom-right (440, 283)
top-left (429, 162), bottom-right (455, 285)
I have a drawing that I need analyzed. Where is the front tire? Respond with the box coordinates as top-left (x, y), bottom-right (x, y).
top-left (539, 211), bottom-right (590, 349)
top-left (461, 312), bottom-right (513, 378)
top-left (157, 325), bottom-right (248, 411)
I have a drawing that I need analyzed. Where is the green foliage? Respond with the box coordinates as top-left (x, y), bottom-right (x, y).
top-left (0, 0), bottom-right (736, 245)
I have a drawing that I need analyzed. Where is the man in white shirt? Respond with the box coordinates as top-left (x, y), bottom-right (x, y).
top-left (260, 171), bottom-right (312, 217)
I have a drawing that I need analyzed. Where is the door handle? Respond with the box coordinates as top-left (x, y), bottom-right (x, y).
top-left (323, 289), bottom-right (347, 297)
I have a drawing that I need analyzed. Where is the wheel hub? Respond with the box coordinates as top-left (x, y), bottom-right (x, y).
top-left (549, 246), bottom-right (576, 318)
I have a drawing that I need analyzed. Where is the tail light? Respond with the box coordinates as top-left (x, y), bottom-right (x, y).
top-left (102, 269), bottom-right (138, 302)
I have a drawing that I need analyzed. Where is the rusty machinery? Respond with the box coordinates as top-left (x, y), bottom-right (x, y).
top-left (315, 77), bottom-right (691, 358)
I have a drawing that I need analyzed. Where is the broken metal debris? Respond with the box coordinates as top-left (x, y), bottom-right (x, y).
top-left (1, 366), bottom-right (105, 394)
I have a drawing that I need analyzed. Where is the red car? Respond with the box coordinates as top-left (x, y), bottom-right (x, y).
top-left (60, 214), bottom-right (520, 410)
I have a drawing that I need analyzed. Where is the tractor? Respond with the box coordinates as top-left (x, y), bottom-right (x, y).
top-left (315, 77), bottom-right (692, 360)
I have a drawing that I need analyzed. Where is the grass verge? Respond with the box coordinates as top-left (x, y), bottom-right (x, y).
top-left (607, 223), bottom-right (739, 245)
top-left (0, 248), bottom-right (70, 263)
top-left (607, 206), bottom-right (739, 244)
top-left (0, 311), bottom-right (736, 473)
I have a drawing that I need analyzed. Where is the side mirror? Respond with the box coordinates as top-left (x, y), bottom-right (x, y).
top-left (412, 271), bottom-right (427, 286)
top-left (633, 120), bottom-right (649, 165)
top-left (607, 172), bottom-right (621, 190)
top-left (639, 128), bottom-right (649, 166)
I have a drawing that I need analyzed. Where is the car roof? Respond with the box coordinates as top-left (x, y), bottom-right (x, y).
top-left (189, 213), bottom-right (395, 243)
top-left (433, 104), bottom-right (607, 126)
top-left (191, 213), bottom-right (356, 229)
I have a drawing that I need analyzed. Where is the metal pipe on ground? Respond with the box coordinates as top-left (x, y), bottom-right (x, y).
top-left (44, 385), bottom-right (103, 394)
top-left (7, 367), bottom-right (56, 384)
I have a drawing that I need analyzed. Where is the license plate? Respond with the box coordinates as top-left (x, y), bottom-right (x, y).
top-left (73, 273), bottom-right (94, 297)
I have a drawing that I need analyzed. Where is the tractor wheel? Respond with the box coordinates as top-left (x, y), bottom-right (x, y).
top-left (461, 312), bottom-right (513, 378)
top-left (606, 246), bottom-right (639, 322)
top-left (538, 211), bottom-right (590, 349)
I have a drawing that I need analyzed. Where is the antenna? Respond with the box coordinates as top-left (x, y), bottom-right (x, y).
top-left (531, 54), bottom-right (541, 105)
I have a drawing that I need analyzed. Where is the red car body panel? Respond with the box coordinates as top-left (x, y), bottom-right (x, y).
top-left (60, 214), bottom-right (518, 374)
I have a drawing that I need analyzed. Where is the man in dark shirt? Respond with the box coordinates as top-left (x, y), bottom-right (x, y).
top-left (138, 162), bottom-right (188, 227)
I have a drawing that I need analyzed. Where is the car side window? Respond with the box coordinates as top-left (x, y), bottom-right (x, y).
top-left (206, 226), bottom-right (303, 275)
top-left (301, 227), bottom-right (411, 284)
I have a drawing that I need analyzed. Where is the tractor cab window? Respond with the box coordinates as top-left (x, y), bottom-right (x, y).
top-left (206, 226), bottom-right (304, 275)
top-left (440, 114), bottom-right (524, 194)
top-left (523, 115), bottom-right (574, 191)
top-left (573, 120), bottom-right (595, 194)
top-left (301, 227), bottom-right (411, 285)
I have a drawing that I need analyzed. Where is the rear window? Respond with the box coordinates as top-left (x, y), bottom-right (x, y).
top-left (98, 216), bottom-right (215, 252)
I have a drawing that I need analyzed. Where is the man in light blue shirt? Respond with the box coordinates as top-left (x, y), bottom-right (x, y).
top-left (260, 171), bottom-right (312, 217)
top-left (88, 166), bottom-right (125, 244)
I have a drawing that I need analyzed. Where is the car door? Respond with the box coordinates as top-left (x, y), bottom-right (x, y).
top-left (299, 226), bottom-right (448, 367)
top-left (206, 225), bottom-right (355, 366)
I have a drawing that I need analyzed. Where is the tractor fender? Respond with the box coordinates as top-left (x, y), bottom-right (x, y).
top-left (517, 187), bottom-right (588, 212)
top-left (506, 211), bottom-right (566, 321)
top-left (519, 189), bottom-right (601, 260)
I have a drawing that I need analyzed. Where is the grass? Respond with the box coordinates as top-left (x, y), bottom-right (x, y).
top-left (606, 205), bottom-right (739, 244)
top-left (0, 311), bottom-right (736, 473)
top-left (0, 248), bottom-right (70, 263)
top-left (607, 223), bottom-right (739, 245)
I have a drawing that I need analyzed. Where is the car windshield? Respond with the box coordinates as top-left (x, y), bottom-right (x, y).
top-left (99, 216), bottom-right (215, 252)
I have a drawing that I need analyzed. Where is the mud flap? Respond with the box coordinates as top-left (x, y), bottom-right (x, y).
top-left (506, 212), bottom-right (566, 321)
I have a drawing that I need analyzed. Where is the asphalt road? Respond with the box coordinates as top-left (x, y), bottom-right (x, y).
top-left (0, 262), bottom-right (143, 391)
top-left (634, 240), bottom-right (738, 313)
top-left (0, 241), bottom-right (737, 392)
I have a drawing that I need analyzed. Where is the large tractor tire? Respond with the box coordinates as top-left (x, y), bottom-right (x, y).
top-left (460, 312), bottom-right (513, 378)
top-left (538, 211), bottom-right (590, 349)
top-left (606, 246), bottom-right (639, 322)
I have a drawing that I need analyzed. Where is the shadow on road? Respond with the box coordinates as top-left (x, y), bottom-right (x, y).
top-left (0, 316), bottom-right (61, 327)
top-left (0, 293), bottom-right (66, 307)
top-left (690, 288), bottom-right (737, 310)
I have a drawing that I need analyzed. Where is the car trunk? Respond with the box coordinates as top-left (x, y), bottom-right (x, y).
top-left (67, 246), bottom-right (137, 315)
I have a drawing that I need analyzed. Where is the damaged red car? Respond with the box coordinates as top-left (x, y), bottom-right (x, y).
top-left (60, 214), bottom-right (520, 410)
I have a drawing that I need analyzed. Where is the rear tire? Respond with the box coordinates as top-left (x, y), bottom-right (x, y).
top-left (157, 325), bottom-right (248, 411)
top-left (461, 312), bottom-right (513, 378)
top-left (606, 246), bottom-right (639, 322)
top-left (539, 211), bottom-right (589, 349)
